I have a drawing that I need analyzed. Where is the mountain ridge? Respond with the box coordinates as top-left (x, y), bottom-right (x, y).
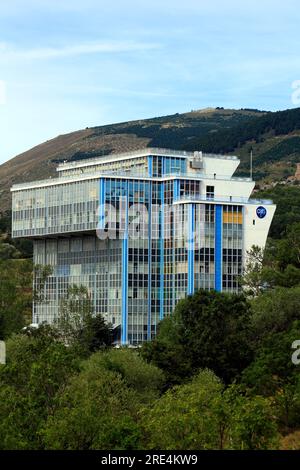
top-left (1, 106), bottom-right (300, 212)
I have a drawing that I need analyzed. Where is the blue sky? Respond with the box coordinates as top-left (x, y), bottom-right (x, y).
top-left (0, 0), bottom-right (300, 164)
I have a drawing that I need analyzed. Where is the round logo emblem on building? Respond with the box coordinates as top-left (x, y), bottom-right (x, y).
top-left (256, 206), bottom-right (267, 219)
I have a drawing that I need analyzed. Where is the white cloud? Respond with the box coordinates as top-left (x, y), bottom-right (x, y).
top-left (0, 41), bottom-right (160, 61)
top-left (0, 80), bottom-right (6, 104)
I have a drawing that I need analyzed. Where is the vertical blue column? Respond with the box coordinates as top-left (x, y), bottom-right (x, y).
top-left (121, 181), bottom-right (129, 345)
top-left (172, 180), bottom-right (180, 310)
top-left (148, 155), bottom-right (153, 177)
top-left (159, 182), bottom-right (164, 320)
top-left (95, 178), bottom-right (106, 317)
top-left (99, 178), bottom-right (105, 229)
top-left (215, 205), bottom-right (223, 292)
top-left (45, 187), bottom-right (49, 233)
top-left (161, 157), bottom-right (165, 176)
top-left (187, 204), bottom-right (195, 295)
top-left (147, 157), bottom-right (153, 336)
top-left (173, 180), bottom-right (180, 201)
top-left (147, 181), bottom-right (152, 340)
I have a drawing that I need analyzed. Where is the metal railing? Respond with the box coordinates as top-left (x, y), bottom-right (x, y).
top-left (175, 195), bottom-right (273, 205)
top-left (56, 147), bottom-right (239, 170)
top-left (11, 170), bottom-right (254, 191)
top-left (163, 171), bottom-right (252, 182)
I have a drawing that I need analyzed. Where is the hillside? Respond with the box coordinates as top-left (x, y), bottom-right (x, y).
top-left (1, 106), bottom-right (300, 211)
top-left (182, 107), bottom-right (300, 181)
top-left (0, 108), bottom-right (263, 212)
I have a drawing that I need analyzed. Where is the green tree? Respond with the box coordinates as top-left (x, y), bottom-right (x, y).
top-left (240, 245), bottom-right (266, 296)
top-left (57, 285), bottom-right (92, 331)
top-left (243, 322), bottom-right (300, 394)
top-left (0, 385), bottom-right (29, 449)
top-left (256, 186), bottom-right (300, 239)
top-left (141, 369), bottom-right (225, 450)
top-left (89, 348), bottom-right (165, 403)
top-left (250, 287), bottom-right (300, 344)
top-left (275, 223), bottom-right (300, 269)
top-left (141, 370), bottom-right (279, 450)
top-left (242, 321), bottom-right (300, 428)
top-left (142, 289), bottom-right (252, 385)
top-left (33, 264), bottom-right (53, 303)
top-left (55, 285), bottom-right (112, 355)
top-left (224, 385), bottom-right (279, 450)
top-left (78, 313), bottom-right (113, 353)
top-left (41, 353), bottom-right (142, 450)
top-left (0, 326), bottom-right (80, 449)
top-left (0, 241), bottom-right (21, 260)
top-left (0, 259), bottom-right (33, 339)
top-left (240, 242), bottom-right (300, 292)
top-left (0, 210), bottom-right (32, 258)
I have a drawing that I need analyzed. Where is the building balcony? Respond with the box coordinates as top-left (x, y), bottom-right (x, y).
top-left (174, 194), bottom-right (273, 205)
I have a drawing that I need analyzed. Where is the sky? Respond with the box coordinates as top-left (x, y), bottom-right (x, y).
top-left (0, 0), bottom-right (300, 164)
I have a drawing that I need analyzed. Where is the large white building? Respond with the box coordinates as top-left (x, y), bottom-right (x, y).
top-left (11, 148), bottom-right (276, 344)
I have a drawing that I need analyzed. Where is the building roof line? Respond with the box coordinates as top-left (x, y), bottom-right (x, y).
top-left (174, 195), bottom-right (274, 205)
top-left (56, 147), bottom-right (239, 172)
top-left (11, 172), bottom-right (252, 192)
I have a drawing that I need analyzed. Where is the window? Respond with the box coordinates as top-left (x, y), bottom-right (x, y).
top-left (206, 186), bottom-right (215, 200)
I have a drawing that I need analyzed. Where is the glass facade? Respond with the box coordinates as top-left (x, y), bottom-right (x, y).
top-left (12, 179), bottom-right (99, 237)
